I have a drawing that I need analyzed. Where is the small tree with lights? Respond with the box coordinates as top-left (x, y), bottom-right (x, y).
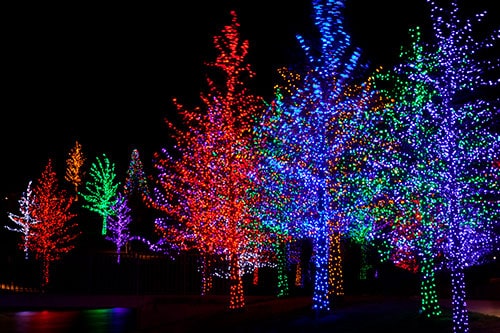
top-left (20, 159), bottom-right (80, 290)
top-left (5, 181), bottom-right (39, 259)
top-left (106, 192), bottom-right (132, 264)
top-left (79, 153), bottom-right (121, 236)
top-left (64, 140), bottom-right (86, 202)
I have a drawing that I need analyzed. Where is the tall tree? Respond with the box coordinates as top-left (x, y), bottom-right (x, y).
top-left (371, 26), bottom-right (446, 318)
top-left (64, 140), bottom-right (86, 201)
top-left (28, 159), bottom-right (80, 289)
top-left (275, 0), bottom-right (389, 313)
top-left (79, 153), bottom-right (121, 235)
top-left (5, 181), bottom-right (38, 259)
top-left (418, 1), bottom-right (500, 332)
top-left (145, 10), bottom-right (267, 310)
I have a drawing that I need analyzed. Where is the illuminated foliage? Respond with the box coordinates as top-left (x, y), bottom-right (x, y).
top-left (275, 0), bottom-right (391, 313)
top-left (371, 1), bottom-right (499, 331)
top-left (145, 10), bottom-right (267, 310)
top-left (79, 153), bottom-right (121, 236)
top-left (420, 1), bottom-right (500, 332)
top-left (64, 140), bottom-right (86, 202)
top-left (106, 192), bottom-right (132, 264)
top-left (371, 26), bottom-right (445, 318)
top-left (123, 148), bottom-right (149, 197)
top-left (251, 87), bottom-right (308, 298)
top-left (6, 180), bottom-right (38, 259)
top-left (28, 159), bottom-right (80, 289)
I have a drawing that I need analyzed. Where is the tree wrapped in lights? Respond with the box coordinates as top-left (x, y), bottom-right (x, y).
top-left (251, 87), bottom-right (309, 298)
top-left (275, 0), bottom-right (391, 313)
top-left (106, 192), bottom-right (132, 264)
top-left (79, 153), bottom-right (121, 235)
top-left (24, 159), bottom-right (80, 289)
top-left (424, 1), bottom-right (499, 332)
top-left (370, 26), bottom-right (447, 318)
top-left (5, 181), bottom-right (38, 259)
top-left (64, 140), bottom-right (86, 201)
top-left (145, 10), bottom-right (267, 310)
top-left (123, 148), bottom-right (149, 197)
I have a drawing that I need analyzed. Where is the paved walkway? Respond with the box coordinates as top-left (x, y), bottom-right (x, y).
top-left (0, 293), bottom-right (498, 317)
top-left (440, 299), bottom-right (500, 318)
top-left (0, 294), bottom-right (499, 332)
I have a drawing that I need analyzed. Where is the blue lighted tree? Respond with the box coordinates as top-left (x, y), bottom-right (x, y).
top-left (251, 87), bottom-right (310, 298)
top-left (275, 0), bottom-right (390, 313)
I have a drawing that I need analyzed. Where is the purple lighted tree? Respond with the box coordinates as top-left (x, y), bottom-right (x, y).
top-left (106, 192), bottom-right (132, 264)
top-left (424, 1), bottom-right (500, 331)
top-left (376, 1), bottom-right (500, 332)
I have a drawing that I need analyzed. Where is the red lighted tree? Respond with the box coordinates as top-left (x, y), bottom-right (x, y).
top-left (29, 159), bottom-right (80, 289)
top-left (145, 10), bottom-right (267, 310)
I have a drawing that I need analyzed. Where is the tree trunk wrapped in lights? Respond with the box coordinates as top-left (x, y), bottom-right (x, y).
top-left (421, 2), bottom-right (499, 332)
top-left (372, 1), bottom-right (500, 331)
top-left (272, 0), bottom-right (392, 313)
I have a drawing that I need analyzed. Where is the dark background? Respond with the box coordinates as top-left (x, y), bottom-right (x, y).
top-left (2, 0), bottom-right (498, 193)
top-left (0, 0), bottom-right (498, 294)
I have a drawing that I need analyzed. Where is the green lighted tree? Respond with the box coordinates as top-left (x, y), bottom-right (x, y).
top-left (79, 153), bottom-right (120, 235)
top-left (370, 26), bottom-right (446, 318)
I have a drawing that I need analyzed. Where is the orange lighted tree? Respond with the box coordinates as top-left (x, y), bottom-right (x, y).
top-left (64, 140), bottom-right (86, 201)
top-left (28, 159), bottom-right (80, 289)
top-left (145, 10), bottom-right (267, 310)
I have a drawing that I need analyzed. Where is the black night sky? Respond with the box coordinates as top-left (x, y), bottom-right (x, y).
top-left (2, 0), bottom-right (499, 195)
